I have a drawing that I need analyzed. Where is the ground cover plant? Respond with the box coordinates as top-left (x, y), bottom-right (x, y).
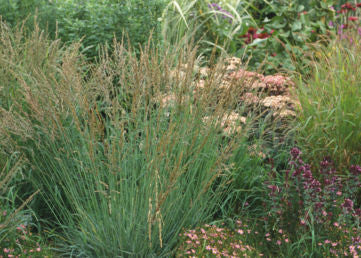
top-left (0, 1), bottom-right (361, 257)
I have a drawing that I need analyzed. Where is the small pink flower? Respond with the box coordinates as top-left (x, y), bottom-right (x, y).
top-left (285, 238), bottom-right (289, 243)
top-left (265, 233), bottom-right (270, 237)
top-left (332, 242), bottom-right (338, 247)
top-left (266, 238), bottom-right (271, 241)
top-left (234, 244), bottom-right (241, 249)
top-left (333, 222), bottom-right (339, 227)
top-left (2, 211), bottom-right (7, 216)
top-left (3, 249), bottom-right (10, 254)
top-left (216, 227), bottom-right (223, 232)
top-left (278, 229), bottom-right (283, 234)
top-left (324, 240), bottom-right (331, 244)
top-left (188, 233), bottom-right (198, 240)
top-left (237, 229), bottom-right (244, 235)
top-left (277, 240), bottom-right (282, 245)
top-left (336, 191), bottom-right (342, 196)
top-left (206, 245), bottom-right (212, 250)
top-left (200, 228), bottom-right (206, 234)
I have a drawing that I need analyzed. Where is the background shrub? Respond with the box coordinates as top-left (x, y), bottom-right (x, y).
top-left (0, 0), bottom-right (166, 59)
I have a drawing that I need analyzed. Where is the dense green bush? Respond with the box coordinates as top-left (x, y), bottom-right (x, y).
top-left (0, 0), bottom-right (166, 59)
top-left (0, 0), bottom-right (57, 32)
top-left (52, 0), bottom-right (166, 59)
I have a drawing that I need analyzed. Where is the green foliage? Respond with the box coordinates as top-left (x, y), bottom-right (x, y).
top-left (161, 0), bottom-right (336, 74)
top-left (53, 0), bottom-right (166, 59)
top-left (237, 0), bottom-right (336, 74)
top-left (0, 0), bottom-right (166, 59)
top-left (0, 0), bottom-right (57, 32)
top-left (1, 1), bottom-right (361, 256)
top-left (296, 29), bottom-right (361, 169)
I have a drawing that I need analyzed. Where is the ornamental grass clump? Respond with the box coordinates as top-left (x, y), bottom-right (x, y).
top-left (0, 20), bottom-right (257, 256)
top-left (297, 27), bottom-right (361, 170)
top-left (262, 148), bottom-right (361, 256)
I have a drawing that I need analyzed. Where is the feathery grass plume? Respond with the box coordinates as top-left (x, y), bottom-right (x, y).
top-left (0, 19), bottom-right (261, 256)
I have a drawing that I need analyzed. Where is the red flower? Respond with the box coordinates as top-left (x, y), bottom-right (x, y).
top-left (341, 3), bottom-right (354, 10)
top-left (357, 3), bottom-right (361, 7)
top-left (348, 16), bottom-right (358, 21)
top-left (254, 33), bottom-right (270, 39)
top-left (337, 9), bottom-right (348, 14)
